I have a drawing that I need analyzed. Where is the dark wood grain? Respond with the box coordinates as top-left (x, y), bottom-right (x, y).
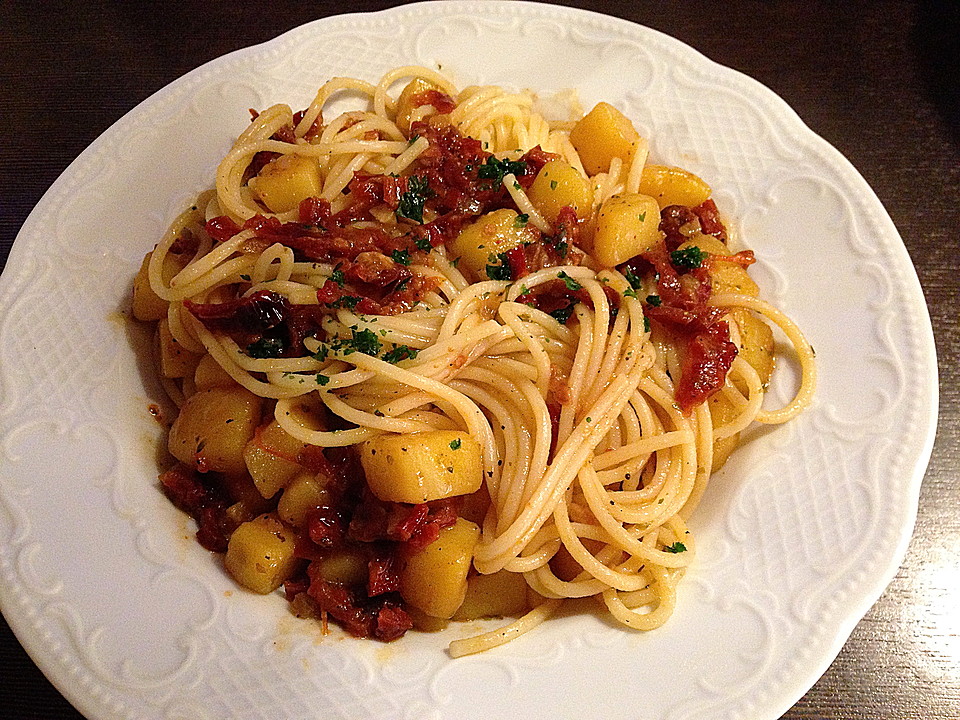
top-left (2, 1), bottom-right (957, 718)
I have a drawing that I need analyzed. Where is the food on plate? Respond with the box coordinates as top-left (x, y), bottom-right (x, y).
top-left (132, 66), bottom-right (816, 656)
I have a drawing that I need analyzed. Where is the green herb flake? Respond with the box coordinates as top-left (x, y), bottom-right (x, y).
top-left (315, 373), bottom-right (330, 386)
top-left (476, 155), bottom-right (527, 184)
top-left (646, 294), bottom-right (662, 307)
top-left (449, 438), bottom-right (462, 450)
top-left (549, 180), bottom-right (558, 190)
top-left (557, 271), bottom-right (582, 291)
top-left (664, 541), bottom-right (687, 553)
top-left (246, 336), bottom-right (285, 358)
top-left (344, 328), bottom-right (382, 356)
top-left (414, 235), bottom-right (433, 252)
top-left (391, 248), bottom-right (411, 266)
top-left (397, 175), bottom-right (431, 224)
top-left (514, 213), bottom-right (529, 227)
top-left (624, 267), bottom-right (643, 290)
top-left (486, 252), bottom-right (513, 281)
top-left (382, 345), bottom-right (419, 364)
top-left (670, 245), bottom-right (707, 270)
top-left (330, 265), bottom-right (346, 286)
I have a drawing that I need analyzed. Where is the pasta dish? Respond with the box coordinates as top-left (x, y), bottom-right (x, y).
top-left (131, 66), bottom-right (815, 656)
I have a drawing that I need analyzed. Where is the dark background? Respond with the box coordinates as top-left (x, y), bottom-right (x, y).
top-left (1, 1), bottom-right (958, 718)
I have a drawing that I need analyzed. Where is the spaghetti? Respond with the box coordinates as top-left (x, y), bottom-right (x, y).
top-left (132, 66), bottom-right (816, 656)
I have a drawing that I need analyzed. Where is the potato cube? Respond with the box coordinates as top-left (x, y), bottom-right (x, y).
top-left (252, 153), bottom-right (322, 214)
top-left (708, 391), bottom-right (740, 473)
top-left (570, 102), bottom-right (641, 175)
top-left (526, 159), bottom-right (594, 223)
top-left (395, 77), bottom-right (441, 134)
top-left (400, 518), bottom-right (480, 618)
top-left (224, 514), bottom-right (299, 594)
top-left (638, 165), bottom-right (712, 209)
top-left (448, 209), bottom-right (536, 281)
top-left (587, 193), bottom-right (662, 267)
top-left (452, 570), bottom-right (528, 620)
top-left (358, 430), bottom-right (482, 504)
top-left (168, 386), bottom-right (262, 475)
top-left (193, 353), bottom-right (237, 390)
top-left (730, 308), bottom-right (775, 388)
top-left (244, 420), bottom-right (307, 498)
top-left (277, 472), bottom-right (331, 527)
top-left (315, 548), bottom-right (368, 586)
top-left (676, 235), bottom-right (760, 297)
top-left (158, 318), bottom-right (202, 379)
top-left (132, 250), bottom-right (189, 322)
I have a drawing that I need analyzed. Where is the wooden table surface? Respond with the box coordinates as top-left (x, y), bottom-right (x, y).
top-left (1, 1), bottom-right (957, 718)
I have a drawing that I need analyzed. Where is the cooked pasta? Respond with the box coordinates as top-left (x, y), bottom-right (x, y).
top-left (131, 66), bottom-right (815, 656)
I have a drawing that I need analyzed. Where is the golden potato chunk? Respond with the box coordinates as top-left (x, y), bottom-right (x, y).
top-left (314, 548), bottom-right (368, 586)
top-left (677, 235), bottom-right (760, 297)
top-left (526, 159), bottom-right (594, 223)
top-left (452, 570), bottom-right (528, 620)
top-left (132, 250), bottom-right (190, 322)
top-left (277, 471), bottom-right (331, 527)
top-left (158, 318), bottom-right (202, 379)
top-left (448, 209), bottom-right (536, 281)
top-left (224, 514), bottom-right (299, 594)
top-left (570, 102), bottom-right (641, 175)
top-left (168, 386), bottom-right (262, 474)
top-left (243, 420), bottom-right (307, 499)
top-left (638, 165), bottom-right (712, 209)
top-left (359, 430), bottom-right (482, 504)
top-left (730, 308), bottom-right (775, 388)
top-left (395, 77), bottom-right (441, 134)
top-left (587, 193), bottom-right (662, 267)
top-left (400, 518), bottom-right (480, 618)
top-left (708, 391), bottom-right (741, 473)
top-left (193, 353), bottom-right (237, 390)
top-left (251, 154), bottom-right (322, 213)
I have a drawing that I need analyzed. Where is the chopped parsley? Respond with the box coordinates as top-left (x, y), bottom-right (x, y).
top-left (345, 328), bottom-right (382, 356)
top-left (382, 344), bottom-right (419, 364)
top-left (486, 253), bottom-right (513, 281)
top-left (549, 303), bottom-right (575, 324)
top-left (330, 265), bottom-right (345, 286)
top-left (624, 267), bottom-right (643, 290)
top-left (397, 175), bottom-right (431, 224)
top-left (645, 294), bottom-right (662, 307)
top-left (414, 235), bottom-right (433, 252)
top-left (246, 336), bottom-right (285, 358)
top-left (391, 248), bottom-right (411, 266)
top-left (549, 180), bottom-right (558, 190)
top-left (664, 541), bottom-right (687, 553)
top-left (557, 271), bottom-right (582, 291)
top-left (514, 213), bottom-right (529, 227)
top-left (476, 155), bottom-right (527, 184)
top-left (315, 373), bottom-right (330, 386)
top-left (670, 245), bottom-right (707, 270)
top-left (449, 438), bottom-right (462, 450)
top-left (644, 315), bottom-right (651, 333)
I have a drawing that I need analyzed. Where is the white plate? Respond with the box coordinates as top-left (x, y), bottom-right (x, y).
top-left (0, 2), bottom-right (938, 719)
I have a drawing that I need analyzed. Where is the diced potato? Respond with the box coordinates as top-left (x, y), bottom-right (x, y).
top-left (448, 209), bottom-right (536, 281)
top-left (132, 250), bottom-right (190, 322)
top-left (677, 235), bottom-right (760, 297)
top-left (400, 518), bottom-right (480, 618)
top-left (358, 430), bottom-right (482, 504)
top-left (587, 193), bottom-right (662, 267)
top-left (251, 153), bottom-right (322, 214)
top-left (638, 165), bottom-right (712, 209)
top-left (158, 318), bottom-right (202, 379)
top-left (221, 473), bottom-right (274, 525)
top-left (224, 514), bottom-right (299, 594)
top-left (395, 78), bottom-right (441, 134)
top-left (452, 570), bottom-right (528, 620)
top-left (526, 159), bottom-right (594, 223)
top-left (244, 420), bottom-right (308, 499)
top-left (730, 308), bottom-right (775, 388)
top-left (194, 353), bottom-right (237, 390)
top-left (278, 471), bottom-right (331, 527)
top-left (708, 391), bottom-right (740, 473)
top-left (406, 606), bottom-right (450, 632)
top-left (569, 102), bottom-right (641, 175)
top-left (168, 386), bottom-right (263, 475)
top-left (315, 548), bottom-right (368, 586)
